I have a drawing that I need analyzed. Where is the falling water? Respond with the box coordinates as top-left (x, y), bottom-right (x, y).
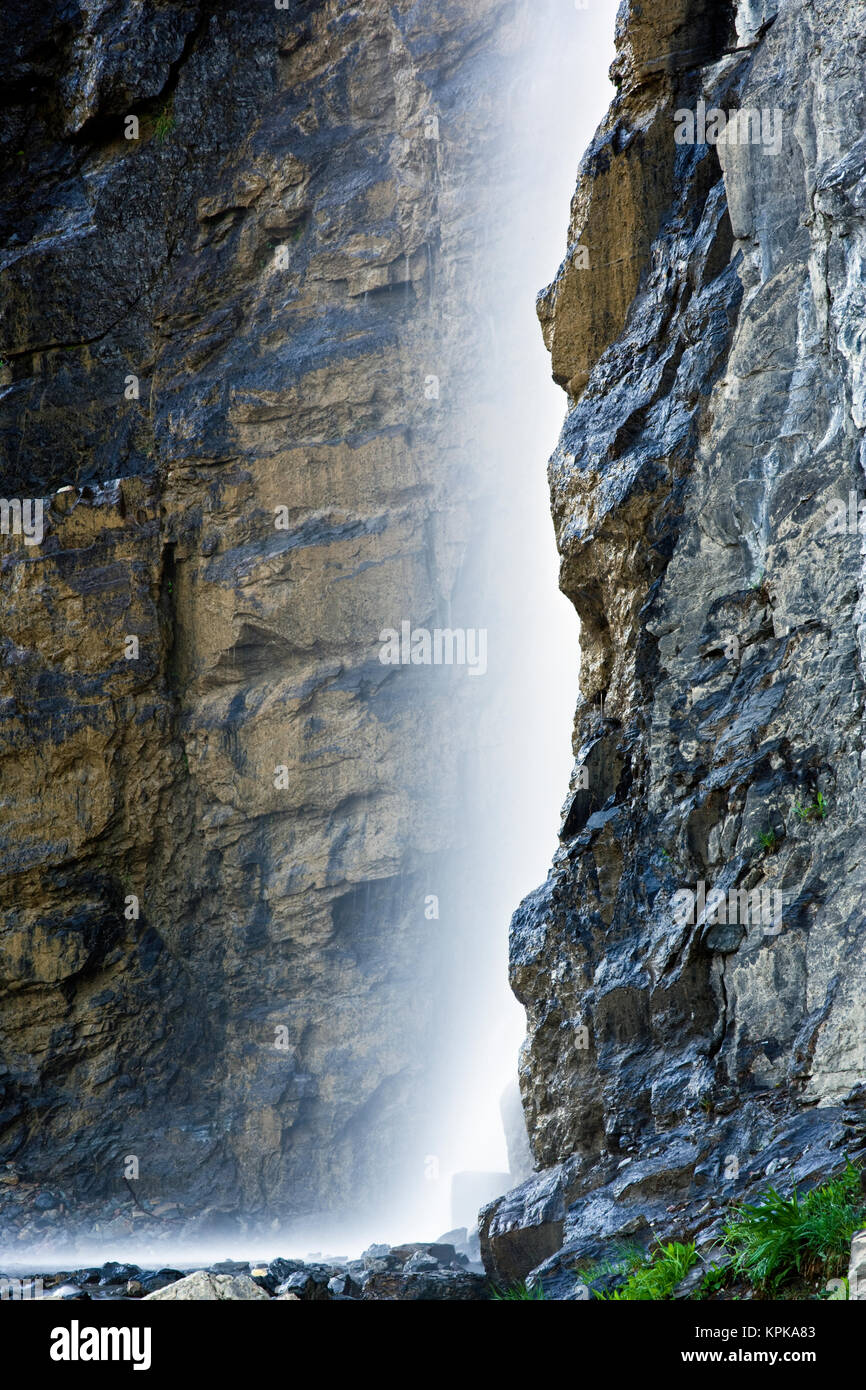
top-left (383, 0), bottom-right (620, 1242)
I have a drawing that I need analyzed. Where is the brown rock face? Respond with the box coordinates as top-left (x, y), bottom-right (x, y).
top-left (536, 0), bottom-right (736, 398)
top-left (0, 0), bottom-right (533, 1241)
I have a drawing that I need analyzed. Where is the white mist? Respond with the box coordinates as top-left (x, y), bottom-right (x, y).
top-left (397, 1), bottom-right (619, 1241)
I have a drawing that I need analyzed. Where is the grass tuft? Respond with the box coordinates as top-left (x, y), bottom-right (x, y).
top-left (793, 791), bottom-right (828, 822)
top-left (490, 1280), bottom-right (546, 1300)
top-left (154, 103), bottom-right (176, 142)
top-left (597, 1241), bottom-right (696, 1301)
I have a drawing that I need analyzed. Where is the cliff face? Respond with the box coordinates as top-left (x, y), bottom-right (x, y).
top-left (486, 0), bottom-right (866, 1289)
top-left (0, 0), bottom-right (528, 1247)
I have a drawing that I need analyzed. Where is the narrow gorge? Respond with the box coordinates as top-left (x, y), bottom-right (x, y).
top-left (1, 0), bottom-right (865, 1324)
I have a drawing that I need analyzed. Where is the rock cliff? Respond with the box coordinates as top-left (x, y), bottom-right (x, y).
top-left (486, 0), bottom-right (866, 1290)
top-left (0, 0), bottom-right (531, 1249)
top-left (3, 0), bottom-right (864, 1286)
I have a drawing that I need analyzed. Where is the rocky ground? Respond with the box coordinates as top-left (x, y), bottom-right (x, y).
top-left (2, 1231), bottom-right (488, 1302)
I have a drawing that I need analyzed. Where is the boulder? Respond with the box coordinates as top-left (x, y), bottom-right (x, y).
top-left (479, 1165), bottom-right (570, 1284)
top-left (274, 1266), bottom-right (333, 1301)
top-left (144, 1271), bottom-right (269, 1301)
top-left (362, 1269), bottom-right (488, 1301)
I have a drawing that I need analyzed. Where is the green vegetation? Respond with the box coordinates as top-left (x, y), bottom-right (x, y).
top-left (154, 103), bottom-right (176, 142)
top-left (597, 1241), bottom-right (697, 1301)
top-left (574, 1240), bottom-right (649, 1286)
top-left (793, 791), bottom-right (828, 822)
top-left (757, 826), bottom-right (777, 852)
top-left (564, 1165), bottom-right (863, 1304)
top-left (724, 1162), bottom-right (864, 1293)
top-left (490, 1280), bottom-right (546, 1300)
top-left (694, 1262), bottom-right (731, 1298)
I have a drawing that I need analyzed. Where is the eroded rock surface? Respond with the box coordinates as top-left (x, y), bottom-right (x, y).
top-left (493, 0), bottom-right (866, 1289)
top-left (0, 0), bottom-right (531, 1240)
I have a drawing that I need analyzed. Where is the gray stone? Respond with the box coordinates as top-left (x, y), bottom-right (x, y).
top-left (402, 1252), bottom-right (439, 1273)
top-left (480, 1164), bottom-right (573, 1283)
top-left (502, 0), bottom-right (866, 1286)
top-left (362, 1269), bottom-right (488, 1301)
top-left (143, 1271), bottom-right (269, 1301)
top-left (275, 1266), bottom-right (333, 1301)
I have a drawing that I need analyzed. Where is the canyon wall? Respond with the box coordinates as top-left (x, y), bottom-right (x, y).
top-left (0, 0), bottom-right (530, 1250)
top-left (485, 0), bottom-right (866, 1290)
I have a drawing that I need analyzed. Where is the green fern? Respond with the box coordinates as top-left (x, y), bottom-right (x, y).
top-left (724, 1162), bottom-right (863, 1292)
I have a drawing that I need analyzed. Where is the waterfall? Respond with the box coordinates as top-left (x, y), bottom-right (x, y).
top-left (386, 0), bottom-right (619, 1243)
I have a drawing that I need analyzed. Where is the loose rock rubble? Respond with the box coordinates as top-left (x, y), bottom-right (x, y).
top-left (1, 1232), bottom-right (489, 1302)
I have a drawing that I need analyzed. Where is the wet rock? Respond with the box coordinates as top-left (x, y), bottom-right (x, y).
top-left (402, 1252), bottom-right (439, 1273)
top-left (144, 1271), bottom-right (269, 1301)
top-left (47, 1283), bottom-right (92, 1301)
top-left (502, 0), bottom-right (866, 1289)
top-left (267, 1259), bottom-right (304, 1284)
top-left (138, 1269), bottom-right (184, 1295)
top-left (437, 1227), bottom-right (482, 1264)
top-left (362, 1244), bottom-right (401, 1274)
top-left (98, 1262), bottom-right (140, 1286)
top-left (480, 1164), bottom-right (573, 1284)
top-left (327, 1272), bottom-right (363, 1299)
top-left (361, 1251), bottom-right (391, 1273)
top-left (362, 1269), bottom-right (488, 1301)
top-left (274, 1266), bottom-right (334, 1301)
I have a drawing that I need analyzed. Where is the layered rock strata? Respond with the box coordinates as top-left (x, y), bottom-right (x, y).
top-left (487, 0), bottom-right (866, 1290)
top-left (0, 0), bottom-right (528, 1243)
